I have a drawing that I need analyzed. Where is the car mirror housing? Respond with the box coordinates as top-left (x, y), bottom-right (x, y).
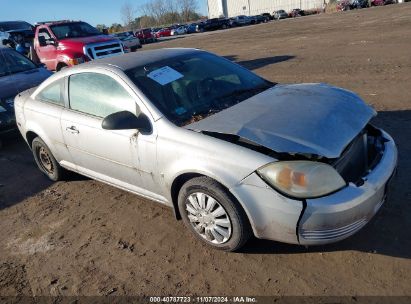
top-left (38, 36), bottom-right (47, 47)
top-left (102, 111), bottom-right (152, 133)
top-left (46, 38), bottom-right (57, 46)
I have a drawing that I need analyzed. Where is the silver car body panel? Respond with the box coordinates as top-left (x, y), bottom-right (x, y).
top-left (186, 83), bottom-right (376, 159)
top-left (14, 49), bottom-right (398, 246)
top-left (230, 172), bottom-right (303, 244)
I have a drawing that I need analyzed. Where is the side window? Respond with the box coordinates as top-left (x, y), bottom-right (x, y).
top-left (38, 28), bottom-right (52, 41)
top-left (37, 79), bottom-right (64, 106)
top-left (69, 72), bottom-right (137, 118)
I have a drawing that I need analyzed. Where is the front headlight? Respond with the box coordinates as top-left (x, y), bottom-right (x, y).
top-left (257, 161), bottom-right (346, 199)
top-left (0, 105), bottom-right (7, 113)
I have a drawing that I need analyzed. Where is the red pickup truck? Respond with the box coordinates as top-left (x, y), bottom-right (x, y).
top-left (34, 20), bottom-right (124, 71)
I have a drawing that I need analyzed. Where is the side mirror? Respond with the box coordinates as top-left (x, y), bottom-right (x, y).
top-left (102, 111), bottom-right (152, 133)
top-left (38, 36), bottom-right (47, 47)
top-left (46, 38), bottom-right (57, 46)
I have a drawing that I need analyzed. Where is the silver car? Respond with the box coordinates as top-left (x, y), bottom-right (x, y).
top-left (14, 49), bottom-right (397, 251)
top-left (113, 32), bottom-right (141, 52)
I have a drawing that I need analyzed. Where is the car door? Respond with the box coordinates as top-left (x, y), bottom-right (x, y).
top-left (35, 28), bottom-right (57, 70)
top-left (60, 70), bottom-right (164, 201)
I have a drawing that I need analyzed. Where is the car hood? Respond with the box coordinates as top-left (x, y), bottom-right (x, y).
top-left (59, 35), bottom-right (120, 47)
top-left (185, 83), bottom-right (376, 159)
top-left (0, 68), bottom-right (52, 100)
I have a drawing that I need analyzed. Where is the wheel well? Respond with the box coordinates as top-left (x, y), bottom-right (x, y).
top-left (170, 173), bottom-right (246, 222)
top-left (171, 173), bottom-right (202, 220)
top-left (26, 131), bottom-right (39, 148)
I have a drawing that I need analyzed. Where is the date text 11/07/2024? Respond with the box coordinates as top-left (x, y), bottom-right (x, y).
top-left (149, 296), bottom-right (257, 303)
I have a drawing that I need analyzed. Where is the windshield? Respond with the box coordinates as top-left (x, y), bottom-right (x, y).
top-left (0, 21), bottom-right (32, 32)
top-left (125, 52), bottom-right (274, 126)
top-left (50, 22), bottom-right (101, 39)
top-left (0, 49), bottom-right (37, 77)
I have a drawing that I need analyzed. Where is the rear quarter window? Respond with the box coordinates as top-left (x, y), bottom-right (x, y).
top-left (36, 79), bottom-right (65, 106)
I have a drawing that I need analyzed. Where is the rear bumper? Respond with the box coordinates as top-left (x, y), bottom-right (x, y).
top-left (298, 130), bottom-right (397, 245)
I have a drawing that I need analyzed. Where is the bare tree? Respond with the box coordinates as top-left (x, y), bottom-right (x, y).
top-left (179, 0), bottom-right (198, 22)
top-left (138, 0), bottom-right (199, 27)
top-left (121, 2), bottom-right (136, 30)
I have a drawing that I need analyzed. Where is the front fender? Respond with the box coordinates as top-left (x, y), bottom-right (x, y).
top-left (155, 120), bottom-right (274, 205)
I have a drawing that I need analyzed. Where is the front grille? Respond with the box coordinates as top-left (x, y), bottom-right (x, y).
top-left (84, 41), bottom-right (124, 60)
top-left (94, 43), bottom-right (120, 51)
top-left (300, 218), bottom-right (368, 240)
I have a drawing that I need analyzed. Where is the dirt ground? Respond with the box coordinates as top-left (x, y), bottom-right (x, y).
top-left (1, 3), bottom-right (411, 297)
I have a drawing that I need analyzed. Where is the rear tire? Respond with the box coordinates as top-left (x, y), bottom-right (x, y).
top-left (32, 137), bottom-right (65, 181)
top-left (178, 176), bottom-right (251, 251)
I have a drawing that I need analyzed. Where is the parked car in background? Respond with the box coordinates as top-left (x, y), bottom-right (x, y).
top-left (337, 0), bottom-right (353, 10)
top-left (351, 0), bottom-right (370, 8)
top-left (262, 13), bottom-right (273, 21)
top-left (33, 20), bottom-right (124, 71)
top-left (202, 18), bottom-right (231, 31)
top-left (372, 0), bottom-right (396, 5)
top-left (135, 28), bottom-right (156, 44)
top-left (382, 0), bottom-right (398, 4)
top-left (15, 48), bottom-right (397, 251)
top-left (113, 32), bottom-right (141, 52)
top-left (155, 28), bottom-right (172, 38)
top-left (0, 47), bottom-right (51, 139)
top-left (0, 21), bottom-right (34, 56)
top-left (171, 26), bottom-right (187, 36)
top-left (249, 15), bottom-right (269, 24)
top-left (290, 8), bottom-right (305, 17)
top-left (273, 10), bottom-right (289, 20)
top-left (231, 15), bottom-right (251, 26)
top-left (186, 23), bottom-right (198, 34)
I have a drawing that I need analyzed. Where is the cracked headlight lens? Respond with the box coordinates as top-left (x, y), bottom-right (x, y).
top-left (257, 161), bottom-right (346, 199)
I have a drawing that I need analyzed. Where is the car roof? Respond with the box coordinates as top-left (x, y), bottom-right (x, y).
top-left (80, 48), bottom-right (201, 71)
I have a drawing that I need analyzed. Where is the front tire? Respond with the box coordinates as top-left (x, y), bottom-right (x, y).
top-left (178, 177), bottom-right (251, 251)
top-left (32, 137), bottom-right (65, 181)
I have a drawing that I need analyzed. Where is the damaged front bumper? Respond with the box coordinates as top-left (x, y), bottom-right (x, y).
top-left (298, 130), bottom-right (397, 245)
top-left (230, 130), bottom-right (397, 246)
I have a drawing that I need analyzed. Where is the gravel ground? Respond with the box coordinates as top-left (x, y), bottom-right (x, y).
top-left (0, 3), bottom-right (410, 297)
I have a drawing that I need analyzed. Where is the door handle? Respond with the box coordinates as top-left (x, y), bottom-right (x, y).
top-left (66, 126), bottom-right (79, 134)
